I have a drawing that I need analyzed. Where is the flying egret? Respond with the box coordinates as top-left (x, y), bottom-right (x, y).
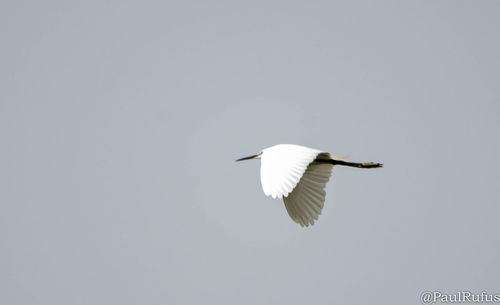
top-left (236, 144), bottom-right (382, 227)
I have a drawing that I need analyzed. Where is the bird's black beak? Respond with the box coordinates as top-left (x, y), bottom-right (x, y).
top-left (236, 153), bottom-right (261, 162)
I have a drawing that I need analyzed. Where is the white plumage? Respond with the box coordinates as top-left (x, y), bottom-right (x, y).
top-left (260, 144), bottom-right (324, 199)
top-left (237, 144), bottom-right (382, 227)
top-left (282, 161), bottom-right (333, 226)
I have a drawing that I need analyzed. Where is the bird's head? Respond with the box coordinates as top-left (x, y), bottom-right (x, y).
top-left (236, 152), bottom-right (262, 162)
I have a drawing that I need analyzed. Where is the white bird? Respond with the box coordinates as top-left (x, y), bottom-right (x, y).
top-left (237, 144), bottom-right (382, 227)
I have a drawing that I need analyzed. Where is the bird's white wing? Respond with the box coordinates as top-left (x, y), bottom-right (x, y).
top-left (260, 144), bottom-right (324, 199)
top-left (283, 163), bottom-right (333, 227)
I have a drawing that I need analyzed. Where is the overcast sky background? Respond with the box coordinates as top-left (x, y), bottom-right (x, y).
top-left (1, 1), bottom-right (499, 305)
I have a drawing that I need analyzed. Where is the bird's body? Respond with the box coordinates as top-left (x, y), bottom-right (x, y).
top-left (237, 144), bottom-right (382, 227)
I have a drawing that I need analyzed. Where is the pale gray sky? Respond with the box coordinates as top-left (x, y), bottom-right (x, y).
top-left (1, 1), bottom-right (499, 305)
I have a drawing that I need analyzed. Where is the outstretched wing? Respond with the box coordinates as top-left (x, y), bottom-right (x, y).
top-left (283, 162), bottom-right (333, 227)
top-left (260, 144), bottom-right (324, 199)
